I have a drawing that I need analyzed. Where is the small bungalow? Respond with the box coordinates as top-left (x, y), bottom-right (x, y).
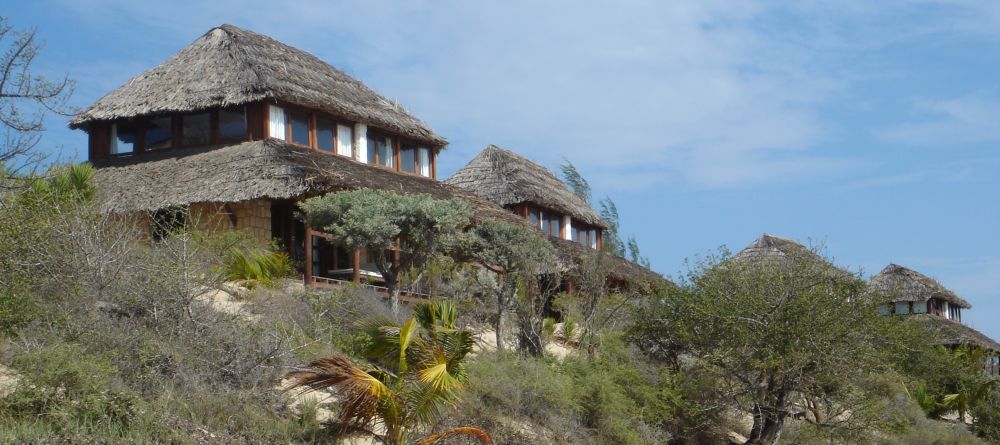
top-left (72, 24), bottom-right (662, 294)
top-left (869, 264), bottom-right (1000, 376)
top-left (446, 145), bottom-right (606, 251)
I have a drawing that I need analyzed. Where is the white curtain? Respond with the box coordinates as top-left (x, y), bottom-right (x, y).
top-left (418, 147), bottom-right (430, 177)
top-left (110, 123), bottom-right (120, 154)
top-left (337, 124), bottom-right (353, 157)
top-left (268, 105), bottom-right (286, 140)
top-left (354, 123), bottom-right (367, 163)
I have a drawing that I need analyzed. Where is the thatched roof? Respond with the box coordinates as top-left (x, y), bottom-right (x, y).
top-left (728, 234), bottom-right (854, 278)
top-left (444, 145), bottom-right (607, 228)
top-left (90, 138), bottom-right (511, 223)
top-left (549, 237), bottom-right (669, 287)
top-left (869, 263), bottom-right (971, 308)
top-left (918, 315), bottom-right (1000, 352)
top-left (71, 24), bottom-right (445, 147)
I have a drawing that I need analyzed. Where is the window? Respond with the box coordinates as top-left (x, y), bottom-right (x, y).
top-left (366, 135), bottom-right (377, 165)
top-left (894, 302), bottom-right (910, 315)
top-left (289, 110), bottom-right (310, 146)
top-left (144, 117), bottom-right (172, 150)
top-left (417, 147), bottom-right (431, 177)
top-left (571, 223), bottom-right (579, 242)
top-left (547, 213), bottom-right (561, 237)
top-left (529, 209), bottom-right (539, 227)
top-left (540, 211), bottom-right (548, 233)
top-left (913, 301), bottom-right (927, 314)
top-left (110, 122), bottom-right (137, 154)
top-left (400, 144), bottom-right (416, 173)
top-left (219, 106), bottom-right (246, 141)
top-left (878, 304), bottom-right (891, 316)
top-left (337, 124), bottom-right (353, 157)
top-left (181, 112), bottom-right (211, 146)
top-left (378, 136), bottom-right (394, 168)
top-left (269, 105), bottom-right (286, 140)
top-left (589, 229), bottom-right (597, 249)
top-left (316, 117), bottom-right (335, 152)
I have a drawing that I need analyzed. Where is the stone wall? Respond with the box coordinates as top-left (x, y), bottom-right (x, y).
top-left (189, 200), bottom-right (272, 245)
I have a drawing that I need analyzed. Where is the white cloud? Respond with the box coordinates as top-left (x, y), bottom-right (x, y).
top-left (881, 92), bottom-right (1000, 146)
top-left (47, 0), bottom-right (1000, 189)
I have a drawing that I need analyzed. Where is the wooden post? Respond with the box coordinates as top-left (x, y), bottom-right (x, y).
top-left (304, 225), bottom-right (313, 285)
top-left (566, 279), bottom-right (575, 295)
top-left (353, 248), bottom-right (361, 284)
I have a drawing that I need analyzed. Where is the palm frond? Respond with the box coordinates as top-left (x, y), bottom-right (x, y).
top-left (284, 355), bottom-right (394, 434)
top-left (417, 426), bottom-right (493, 445)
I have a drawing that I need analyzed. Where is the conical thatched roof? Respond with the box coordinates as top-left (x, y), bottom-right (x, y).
top-left (444, 145), bottom-right (607, 228)
top-left (71, 24), bottom-right (445, 147)
top-left (89, 138), bottom-right (506, 221)
top-left (729, 234), bottom-right (854, 279)
top-left (869, 263), bottom-right (971, 309)
top-left (920, 315), bottom-right (1000, 352)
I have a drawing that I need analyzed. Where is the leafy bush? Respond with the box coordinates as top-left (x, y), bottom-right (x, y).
top-left (223, 247), bottom-right (294, 288)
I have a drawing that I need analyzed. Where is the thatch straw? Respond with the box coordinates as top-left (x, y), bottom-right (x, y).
top-left (868, 263), bottom-right (971, 309)
top-left (445, 145), bottom-right (607, 228)
top-left (919, 315), bottom-right (1000, 351)
top-left (89, 139), bottom-right (664, 285)
top-left (71, 24), bottom-right (445, 147)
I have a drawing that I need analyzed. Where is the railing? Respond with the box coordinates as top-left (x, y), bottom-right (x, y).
top-left (308, 275), bottom-right (431, 302)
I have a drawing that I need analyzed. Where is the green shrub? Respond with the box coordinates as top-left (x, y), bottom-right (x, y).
top-left (223, 247), bottom-right (294, 288)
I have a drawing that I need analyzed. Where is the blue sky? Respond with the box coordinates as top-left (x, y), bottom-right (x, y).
top-left (8, 1), bottom-right (999, 338)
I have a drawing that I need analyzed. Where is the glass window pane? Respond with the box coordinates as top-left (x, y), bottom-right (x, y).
top-left (111, 122), bottom-right (136, 154)
top-left (417, 147), bottom-right (431, 177)
top-left (366, 134), bottom-right (377, 164)
top-left (290, 110), bottom-right (310, 146)
top-left (400, 145), bottom-right (416, 173)
top-left (913, 301), bottom-right (927, 314)
top-left (337, 124), bottom-right (353, 157)
top-left (268, 105), bottom-right (286, 140)
top-left (540, 212), bottom-right (548, 233)
top-left (181, 113), bottom-right (211, 146)
top-left (589, 229), bottom-right (597, 248)
top-left (529, 209), bottom-right (539, 227)
top-left (144, 117), bottom-right (172, 150)
top-left (219, 106), bottom-right (246, 140)
top-left (571, 223), bottom-right (578, 242)
top-left (316, 117), bottom-right (335, 152)
top-left (894, 302), bottom-right (910, 315)
top-left (378, 136), bottom-right (394, 168)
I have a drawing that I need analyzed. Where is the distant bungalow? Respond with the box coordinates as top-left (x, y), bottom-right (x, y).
top-left (870, 263), bottom-right (999, 375)
top-left (70, 24), bottom-right (660, 294)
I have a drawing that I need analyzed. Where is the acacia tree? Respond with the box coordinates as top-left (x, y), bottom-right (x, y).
top-left (298, 188), bottom-right (471, 315)
top-left (0, 18), bottom-right (75, 182)
top-left (460, 219), bottom-right (558, 353)
top-left (630, 247), bottom-right (902, 445)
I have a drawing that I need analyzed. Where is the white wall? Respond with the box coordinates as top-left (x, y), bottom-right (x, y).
top-left (354, 123), bottom-right (367, 163)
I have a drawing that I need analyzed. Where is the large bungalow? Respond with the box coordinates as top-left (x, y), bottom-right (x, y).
top-left (870, 263), bottom-right (1000, 376)
top-left (71, 24), bottom-right (660, 293)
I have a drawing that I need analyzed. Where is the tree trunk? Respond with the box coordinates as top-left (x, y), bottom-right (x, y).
top-left (495, 294), bottom-right (505, 352)
top-left (384, 270), bottom-right (401, 318)
top-left (745, 396), bottom-right (788, 445)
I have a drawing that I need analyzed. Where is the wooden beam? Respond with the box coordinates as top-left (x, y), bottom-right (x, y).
top-left (304, 225), bottom-right (314, 285)
top-left (353, 248), bottom-right (361, 284)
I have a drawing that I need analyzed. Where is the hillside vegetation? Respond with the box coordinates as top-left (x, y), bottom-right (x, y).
top-left (0, 165), bottom-right (997, 445)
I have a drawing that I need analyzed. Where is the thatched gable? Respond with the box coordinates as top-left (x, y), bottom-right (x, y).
top-left (869, 263), bottom-right (971, 309)
top-left (728, 234), bottom-right (855, 280)
top-left (444, 145), bottom-right (607, 228)
top-left (71, 24), bottom-right (445, 147)
top-left (90, 138), bottom-right (510, 222)
top-left (920, 315), bottom-right (1000, 352)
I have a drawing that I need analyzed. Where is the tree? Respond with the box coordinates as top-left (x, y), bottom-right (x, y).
top-left (630, 247), bottom-right (901, 445)
top-left (299, 188), bottom-right (471, 315)
top-left (284, 301), bottom-right (491, 445)
top-left (626, 235), bottom-right (650, 269)
top-left (597, 197), bottom-right (625, 257)
top-left (460, 219), bottom-right (559, 354)
top-left (559, 159), bottom-right (591, 204)
top-left (0, 18), bottom-right (75, 182)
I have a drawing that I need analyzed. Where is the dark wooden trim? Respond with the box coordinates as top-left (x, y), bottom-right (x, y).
top-left (353, 248), bottom-right (361, 284)
top-left (304, 225), bottom-right (314, 285)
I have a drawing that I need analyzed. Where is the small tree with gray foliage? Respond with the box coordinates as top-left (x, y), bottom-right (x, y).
top-left (299, 188), bottom-right (472, 316)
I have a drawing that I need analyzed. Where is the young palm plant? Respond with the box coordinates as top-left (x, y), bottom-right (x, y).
top-left (284, 301), bottom-right (491, 445)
